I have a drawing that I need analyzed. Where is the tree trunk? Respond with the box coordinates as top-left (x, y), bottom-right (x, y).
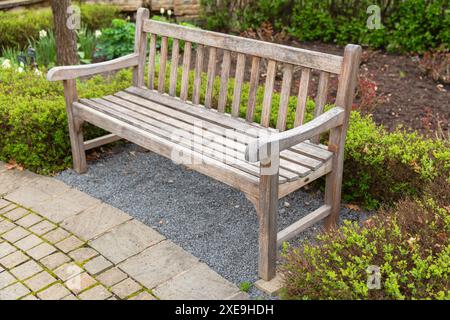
top-left (50, 0), bottom-right (78, 66)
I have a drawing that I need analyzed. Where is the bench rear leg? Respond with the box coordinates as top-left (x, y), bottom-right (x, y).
top-left (257, 164), bottom-right (278, 281)
top-left (63, 79), bottom-right (87, 174)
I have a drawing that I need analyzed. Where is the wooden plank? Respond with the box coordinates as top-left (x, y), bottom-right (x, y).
top-left (143, 20), bottom-right (343, 74)
top-left (261, 60), bottom-right (276, 127)
top-left (169, 38), bottom-right (180, 96)
top-left (246, 56), bottom-right (261, 122)
top-left (84, 134), bottom-right (122, 151)
top-left (290, 142), bottom-right (333, 161)
top-left (294, 68), bottom-right (311, 127)
top-left (311, 71), bottom-right (329, 143)
top-left (280, 149), bottom-right (322, 170)
top-left (276, 64), bottom-right (293, 131)
top-left (74, 101), bottom-right (260, 198)
top-left (193, 45), bottom-right (205, 104)
top-left (218, 50), bottom-right (231, 113)
top-left (133, 8), bottom-right (149, 87)
top-left (258, 162), bottom-right (278, 281)
top-left (180, 41), bottom-right (192, 101)
top-left (47, 54), bottom-right (139, 81)
top-left (231, 53), bottom-right (246, 117)
top-left (158, 36), bottom-right (169, 93)
top-left (205, 47), bottom-right (217, 108)
top-left (147, 34), bottom-right (157, 89)
top-left (277, 205), bottom-right (331, 246)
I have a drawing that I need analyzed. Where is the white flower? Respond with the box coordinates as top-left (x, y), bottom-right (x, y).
top-left (39, 30), bottom-right (48, 39)
top-left (17, 66), bottom-right (24, 73)
top-left (1, 59), bottom-right (11, 69)
top-left (160, 7), bottom-right (165, 14)
top-left (167, 9), bottom-right (172, 16)
top-left (34, 68), bottom-right (42, 76)
top-left (95, 30), bottom-right (102, 38)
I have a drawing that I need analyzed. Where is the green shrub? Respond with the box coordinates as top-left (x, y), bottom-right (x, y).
top-left (0, 68), bottom-right (132, 174)
top-left (280, 177), bottom-right (450, 300)
top-left (201, 0), bottom-right (450, 53)
top-left (96, 19), bottom-right (135, 60)
top-left (0, 4), bottom-right (120, 52)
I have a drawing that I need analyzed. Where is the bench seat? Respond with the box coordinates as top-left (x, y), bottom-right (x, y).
top-left (76, 87), bottom-right (333, 193)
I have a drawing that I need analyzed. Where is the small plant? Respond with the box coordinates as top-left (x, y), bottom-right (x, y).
top-left (239, 281), bottom-right (252, 293)
top-left (28, 29), bottom-right (56, 68)
top-left (96, 19), bottom-right (135, 60)
top-left (355, 75), bottom-right (384, 114)
top-left (77, 27), bottom-right (98, 64)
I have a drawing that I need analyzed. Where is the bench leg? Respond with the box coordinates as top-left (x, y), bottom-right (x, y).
top-left (324, 127), bottom-right (344, 230)
top-left (257, 168), bottom-right (278, 281)
top-left (63, 80), bottom-right (87, 174)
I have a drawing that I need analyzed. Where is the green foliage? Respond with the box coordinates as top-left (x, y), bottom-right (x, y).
top-left (201, 0), bottom-right (450, 53)
top-left (96, 19), bottom-right (135, 60)
top-left (77, 27), bottom-right (98, 64)
top-left (239, 281), bottom-right (252, 293)
top-left (0, 4), bottom-right (120, 52)
top-left (28, 31), bottom-right (57, 69)
top-left (280, 177), bottom-right (450, 300)
top-left (0, 68), bottom-right (132, 174)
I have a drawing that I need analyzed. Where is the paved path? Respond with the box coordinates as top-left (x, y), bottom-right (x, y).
top-left (0, 162), bottom-right (246, 300)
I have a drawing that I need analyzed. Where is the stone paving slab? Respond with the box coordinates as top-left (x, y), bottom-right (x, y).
top-left (0, 167), bottom-right (246, 300)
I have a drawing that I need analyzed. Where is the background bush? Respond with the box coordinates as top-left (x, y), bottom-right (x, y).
top-left (201, 0), bottom-right (450, 53)
top-left (280, 176), bottom-right (450, 300)
top-left (0, 3), bottom-right (120, 52)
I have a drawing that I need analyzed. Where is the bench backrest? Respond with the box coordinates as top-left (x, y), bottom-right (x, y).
top-left (132, 9), bottom-right (360, 133)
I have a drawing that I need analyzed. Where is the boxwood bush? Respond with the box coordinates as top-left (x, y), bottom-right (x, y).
top-left (0, 3), bottom-right (120, 50)
top-left (280, 176), bottom-right (450, 300)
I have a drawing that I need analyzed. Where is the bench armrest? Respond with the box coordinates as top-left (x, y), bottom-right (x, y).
top-left (245, 107), bottom-right (345, 162)
top-left (47, 53), bottom-right (140, 81)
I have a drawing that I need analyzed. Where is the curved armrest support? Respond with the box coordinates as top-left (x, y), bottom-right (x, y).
top-left (245, 107), bottom-right (345, 162)
top-left (47, 53), bottom-right (140, 81)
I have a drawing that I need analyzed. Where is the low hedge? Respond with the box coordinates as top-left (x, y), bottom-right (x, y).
top-left (0, 3), bottom-right (120, 50)
top-left (280, 176), bottom-right (450, 300)
top-left (1, 66), bottom-right (449, 207)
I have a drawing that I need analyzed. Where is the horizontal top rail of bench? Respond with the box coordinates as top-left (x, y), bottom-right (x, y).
top-left (143, 20), bottom-right (343, 74)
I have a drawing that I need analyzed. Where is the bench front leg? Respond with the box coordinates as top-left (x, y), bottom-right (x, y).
top-left (257, 161), bottom-right (279, 281)
top-left (63, 79), bottom-right (86, 174)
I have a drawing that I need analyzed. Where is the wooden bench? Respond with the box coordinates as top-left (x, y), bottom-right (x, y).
top-left (47, 8), bottom-right (361, 282)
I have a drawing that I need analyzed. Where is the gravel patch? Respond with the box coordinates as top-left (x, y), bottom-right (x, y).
top-left (57, 144), bottom-right (369, 299)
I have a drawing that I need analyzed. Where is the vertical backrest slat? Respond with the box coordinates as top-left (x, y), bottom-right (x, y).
top-left (276, 64), bottom-right (293, 131)
top-left (218, 50), bottom-right (231, 113)
top-left (231, 53), bottom-right (246, 117)
top-left (147, 34), bottom-right (157, 89)
top-left (246, 56), bottom-right (261, 122)
top-left (261, 60), bottom-right (276, 127)
top-left (193, 45), bottom-right (205, 104)
top-left (311, 71), bottom-right (330, 143)
top-left (294, 68), bottom-right (311, 127)
top-left (205, 47), bottom-right (217, 108)
top-left (133, 8), bottom-right (149, 87)
top-left (180, 41), bottom-right (192, 101)
top-left (158, 36), bottom-right (169, 93)
top-left (169, 38), bottom-right (180, 96)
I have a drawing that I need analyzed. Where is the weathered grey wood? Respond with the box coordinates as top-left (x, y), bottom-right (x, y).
top-left (324, 45), bottom-right (362, 230)
top-left (261, 60), bottom-right (276, 127)
top-left (47, 54), bottom-right (139, 81)
top-left (158, 36), bottom-right (169, 93)
top-left (294, 68), bottom-right (311, 127)
top-left (143, 20), bottom-right (343, 74)
top-left (180, 41), bottom-right (192, 101)
top-left (147, 34), bottom-right (157, 89)
top-left (277, 205), bottom-right (331, 246)
top-left (193, 45), bottom-right (205, 104)
top-left (133, 8), bottom-right (149, 87)
top-left (84, 134), bottom-right (122, 151)
top-left (257, 162), bottom-right (278, 281)
top-left (246, 107), bottom-right (345, 162)
top-left (231, 53), bottom-right (246, 117)
top-left (276, 64), bottom-right (293, 131)
top-left (169, 39), bottom-right (180, 96)
top-left (218, 50), bottom-right (231, 113)
top-left (246, 56), bottom-right (261, 123)
top-left (205, 47), bottom-right (217, 108)
top-left (311, 71), bottom-right (330, 143)
top-left (64, 80), bottom-right (86, 173)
